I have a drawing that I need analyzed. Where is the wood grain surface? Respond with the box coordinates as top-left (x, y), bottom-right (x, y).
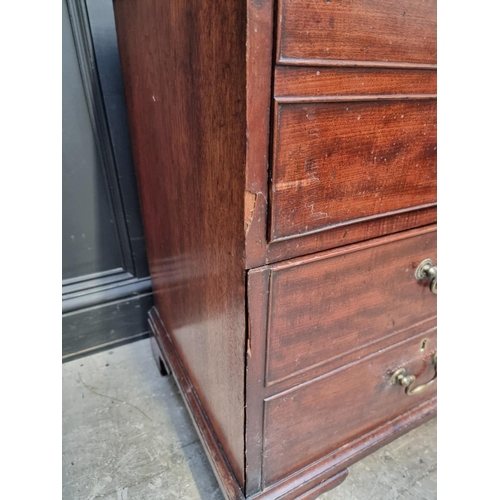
top-left (266, 205), bottom-right (437, 265)
top-left (263, 330), bottom-right (437, 485)
top-left (245, 0), bottom-right (275, 269)
top-left (149, 309), bottom-right (245, 500)
top-left (274, 67), bottom-right (437, 99)
top-left (113, 0), bottom-right (247, 485)
top-left (277, 0), bottom-right (437, 66)
top-left (265, 228), bottom-right (437, 384)
top-left (114, 0), bottom-right (438, 496)
top-left (271, 99), bottom-right (437, 240)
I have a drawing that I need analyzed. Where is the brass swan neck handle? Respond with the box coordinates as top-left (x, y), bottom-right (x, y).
top-left (391, 353), bottom-right (437, 396)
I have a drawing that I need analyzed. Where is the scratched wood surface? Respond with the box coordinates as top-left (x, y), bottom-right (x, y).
top-left (271, 99), bottom-right (437, 241)
top-left (113, 0), bottom-right (438, 496)
top-left (277, 0), bottom-right (437, 66)
top-left (244, 0), bottom-right (275, 268)
top-left (265, 206), bottom-right (437, 265)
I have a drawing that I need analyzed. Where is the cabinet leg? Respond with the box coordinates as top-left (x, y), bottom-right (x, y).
top-left (150, 335), bottom-right (171, 376)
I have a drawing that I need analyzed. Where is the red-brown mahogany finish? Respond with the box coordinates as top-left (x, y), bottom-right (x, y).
top-left (265, 228), bottom-right (437, 385)
top-left (245, 0), bottom-right (275, 268)
top-left (265, 205), bottom-right (437, 265)
top-left (271, 100), bottom-right (437, 241)
top-left (113, 0), bottom-right (248, 486)
top-left (263, 331), bottom-right (437, 484)
top-left (245, 227), bottom-right (437, 490)
top-left (114, 0), bottom-right (437, 497)
top-left (277, 0), bottom-right (437, 67)
top-left (274, 67), bottom-right (437, 99)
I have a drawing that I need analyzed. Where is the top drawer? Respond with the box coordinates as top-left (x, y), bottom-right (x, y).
top-left (277, 0), bottom-right (437, 66)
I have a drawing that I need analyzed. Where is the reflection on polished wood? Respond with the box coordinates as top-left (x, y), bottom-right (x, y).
top-left (113, 0), bottom-right (437, 497)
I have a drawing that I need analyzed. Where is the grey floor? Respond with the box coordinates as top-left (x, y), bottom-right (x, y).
top-left (62, 339), bottom-right (437, 500)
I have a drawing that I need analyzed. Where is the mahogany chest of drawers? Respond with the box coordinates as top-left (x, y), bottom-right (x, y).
top-left (113, 0), bottom-right (437, 498)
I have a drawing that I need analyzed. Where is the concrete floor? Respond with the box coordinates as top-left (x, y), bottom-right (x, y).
top-left (62, 339), bottom-right (436, 500)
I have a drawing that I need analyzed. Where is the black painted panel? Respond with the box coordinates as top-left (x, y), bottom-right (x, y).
top-left (62, 0), bottom-right (124, 280)
top-left (62, 0), bottom-right (153, 359)
top-left (86, 0), bottom-right (149, 278)
top-left (62, 292), bottom-right (153, 360)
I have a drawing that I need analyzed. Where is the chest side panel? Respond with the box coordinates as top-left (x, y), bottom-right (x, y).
top-left (114, 0), bottom-right (248, 486)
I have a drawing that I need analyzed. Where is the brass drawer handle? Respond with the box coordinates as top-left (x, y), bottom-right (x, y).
top-left (391, 354), bottom-right (437, 396)
top-left (415, 258), bottom-right (437, 294)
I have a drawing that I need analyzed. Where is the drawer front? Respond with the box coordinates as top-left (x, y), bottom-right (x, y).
top-left (277, 0), bottom-right (437, 66)
top-left (263, 330), bottom-right (437, 485)
top-left (271, 99), bottom-right (436, 241)
top-left (265, 228), bottom-right (436, 385)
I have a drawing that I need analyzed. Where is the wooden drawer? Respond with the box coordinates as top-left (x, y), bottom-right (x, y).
top-left (277, 0), bottom-right (437, 66)
top-left (270, 99), bottom-right (436, 241)
top-left (263, 227), bottom-right (436, 385)
top-left (115, 0), bottom-right (438, 497)
top-left (262, 330), bottom-right (437, 485)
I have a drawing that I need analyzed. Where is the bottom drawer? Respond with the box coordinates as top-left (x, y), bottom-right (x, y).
top-left (262, 330), bottom-right (437, 485)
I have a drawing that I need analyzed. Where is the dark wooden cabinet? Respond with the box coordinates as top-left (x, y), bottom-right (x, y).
top-left (113, 0), bottom-right (437, 498)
